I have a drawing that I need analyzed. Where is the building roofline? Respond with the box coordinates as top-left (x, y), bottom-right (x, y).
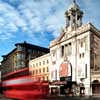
top-left (2, 48), bottom-right (17, 59)
top-left (15, 41), bottom-right (49, 52)
top-left (1, 42), bottom-right (50, 63)
top-left (30, 53), bottom-right (50, 62)
top-left (50, 22), bottom-right (100, 48)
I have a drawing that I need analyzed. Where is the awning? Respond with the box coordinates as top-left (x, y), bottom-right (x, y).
top-left (50, 81), bottom-right (67, 85)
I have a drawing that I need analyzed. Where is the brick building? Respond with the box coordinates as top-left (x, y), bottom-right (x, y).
top-left (1, 41), bottom-right (49, 76)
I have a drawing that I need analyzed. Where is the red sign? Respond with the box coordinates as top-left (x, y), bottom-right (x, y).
top-left (60, 62), bottom-right (71, 77)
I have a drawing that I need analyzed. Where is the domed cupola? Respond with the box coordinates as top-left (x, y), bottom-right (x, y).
top-left (65, 0), bottom-right (83, 30)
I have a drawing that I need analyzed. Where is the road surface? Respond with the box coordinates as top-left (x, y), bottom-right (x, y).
top-left (0, 95), bottom-right (100, 100)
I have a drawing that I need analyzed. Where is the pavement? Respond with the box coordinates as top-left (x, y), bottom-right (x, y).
top-left (0, 95), bottom-right (100, 100)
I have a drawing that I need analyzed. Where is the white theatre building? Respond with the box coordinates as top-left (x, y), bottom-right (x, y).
top-left (49, 0), bottom-right (100, 96)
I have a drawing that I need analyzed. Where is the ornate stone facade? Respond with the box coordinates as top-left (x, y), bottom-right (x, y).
top-left (50, 0), bottom-right (100, 96)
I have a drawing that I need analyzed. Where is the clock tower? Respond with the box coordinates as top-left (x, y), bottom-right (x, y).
top-left (65, 0), bottom-right (83, 31)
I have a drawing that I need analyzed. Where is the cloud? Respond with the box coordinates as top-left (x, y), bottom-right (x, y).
top-left (0, 0), bottom-right (100, 42)
top-left (0, 0), bottom-right (27, 40)
top-left (0, 0), bottom-right (70, 42)
top-left (0, 0), bottom-right (100, 61)
top-left (20, 0), bottom-right (69, 37)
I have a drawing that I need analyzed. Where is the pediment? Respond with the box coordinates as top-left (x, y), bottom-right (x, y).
top-left (57, 31), bottom-right (66, 42)
top-left (57, 31), bottom-right (71, 43)
top-left (56, 27), bottom-right (71, 42)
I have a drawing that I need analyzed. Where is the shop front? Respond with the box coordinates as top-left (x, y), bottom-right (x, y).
top-left (49, 81), bottom-right (67, 96)
top-left (92, 80), bottom-right (100, 96)
top-left (49, 80), bottom-right (80, 96)
top-left (59, 59), bottom-right (75, 96)
top-left (49, 58), bottom-right (84, 96)
top-left (49, 59), bottom-right (80, 96)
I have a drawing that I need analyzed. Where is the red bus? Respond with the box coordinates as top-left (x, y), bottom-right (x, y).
top-left (2, 68), bottom-right (49, 100)
top-left (2, 68), bottom-right (29, 81)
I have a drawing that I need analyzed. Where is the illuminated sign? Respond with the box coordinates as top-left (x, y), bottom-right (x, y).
top-left (59, 61), bottom-right (71, 78)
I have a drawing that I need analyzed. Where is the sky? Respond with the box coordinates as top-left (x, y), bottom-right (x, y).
top-left (0, 0), bottom-right (100, 62)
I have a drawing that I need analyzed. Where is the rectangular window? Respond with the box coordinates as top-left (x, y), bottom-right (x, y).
top-left (82, 53), bottom-right (84, 58)
top-left (47, 76), bottom-right (48, 80)
top-left (51, 71), bottom-right (54, 79)
top-left (79, 53), bottom-right (85, 59)
top-left (43, 61), bottom-right (45, 65)
top-left (36, 63), bottom-right (38, 67)
top-left (43, 68), bottom-right (45, 72)
top-left (47, 60), bottom-right (49, 64)
top-left (65, 44), bottom-right (68, 56)
top-left (52, 61), bottom-right (56, 65)
top-left (68, 43), bottom-right (72, 55)
top-left (21, 54), bottom-right (25, 59)
top-left (55, 70), bottom-right (57, 80)
top-left (28, 49), bottom-right (32, 53)
top-left (81, 41), bottom-right (83, 48)
top-left (17, 45), bottom-right (22, 51)
top-left (47, 67), bottom-right (49, 72)
top-left (85, 64), bottom-right (87, 78)
top-left (61, 46), bottom-right (64, 57)
top-left (21, 61), bottom-right (25, 67)
top-left (36, 70), bottom-right (38, 74)
top-left (17, 53), bottom-right (22, 60)
top-left (33, 70), bottom-right (34, 75)
top-left (79, 54), bottom-right (81, 59)
top-left (65, 43), bottom-right (72, 56)
top-left (16, 61), bottom-right (22, 66)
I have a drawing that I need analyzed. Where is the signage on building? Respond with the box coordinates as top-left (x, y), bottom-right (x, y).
top-left (60, 76), bottom-right (72, 81)
top-left (78, 64), bottom-right (87, 79)
top-left (50, 81), bottom-right (67, 85)
top-left (59, 61), bottom-right (72, 78)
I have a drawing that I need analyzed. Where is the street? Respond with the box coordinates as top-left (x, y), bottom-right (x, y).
top-left (1, 95), bottom-right (100, 100)
top-left (42, 96), bottom-right (100, 100)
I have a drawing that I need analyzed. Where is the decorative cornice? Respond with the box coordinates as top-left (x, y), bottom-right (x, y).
top-left (30, 53), bottom-right (50, 62)
top-left (50, 23), bottom-right (100, 48)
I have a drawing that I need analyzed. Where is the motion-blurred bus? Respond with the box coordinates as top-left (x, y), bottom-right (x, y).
top-left (2, 68), bottom-right (49, 100)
